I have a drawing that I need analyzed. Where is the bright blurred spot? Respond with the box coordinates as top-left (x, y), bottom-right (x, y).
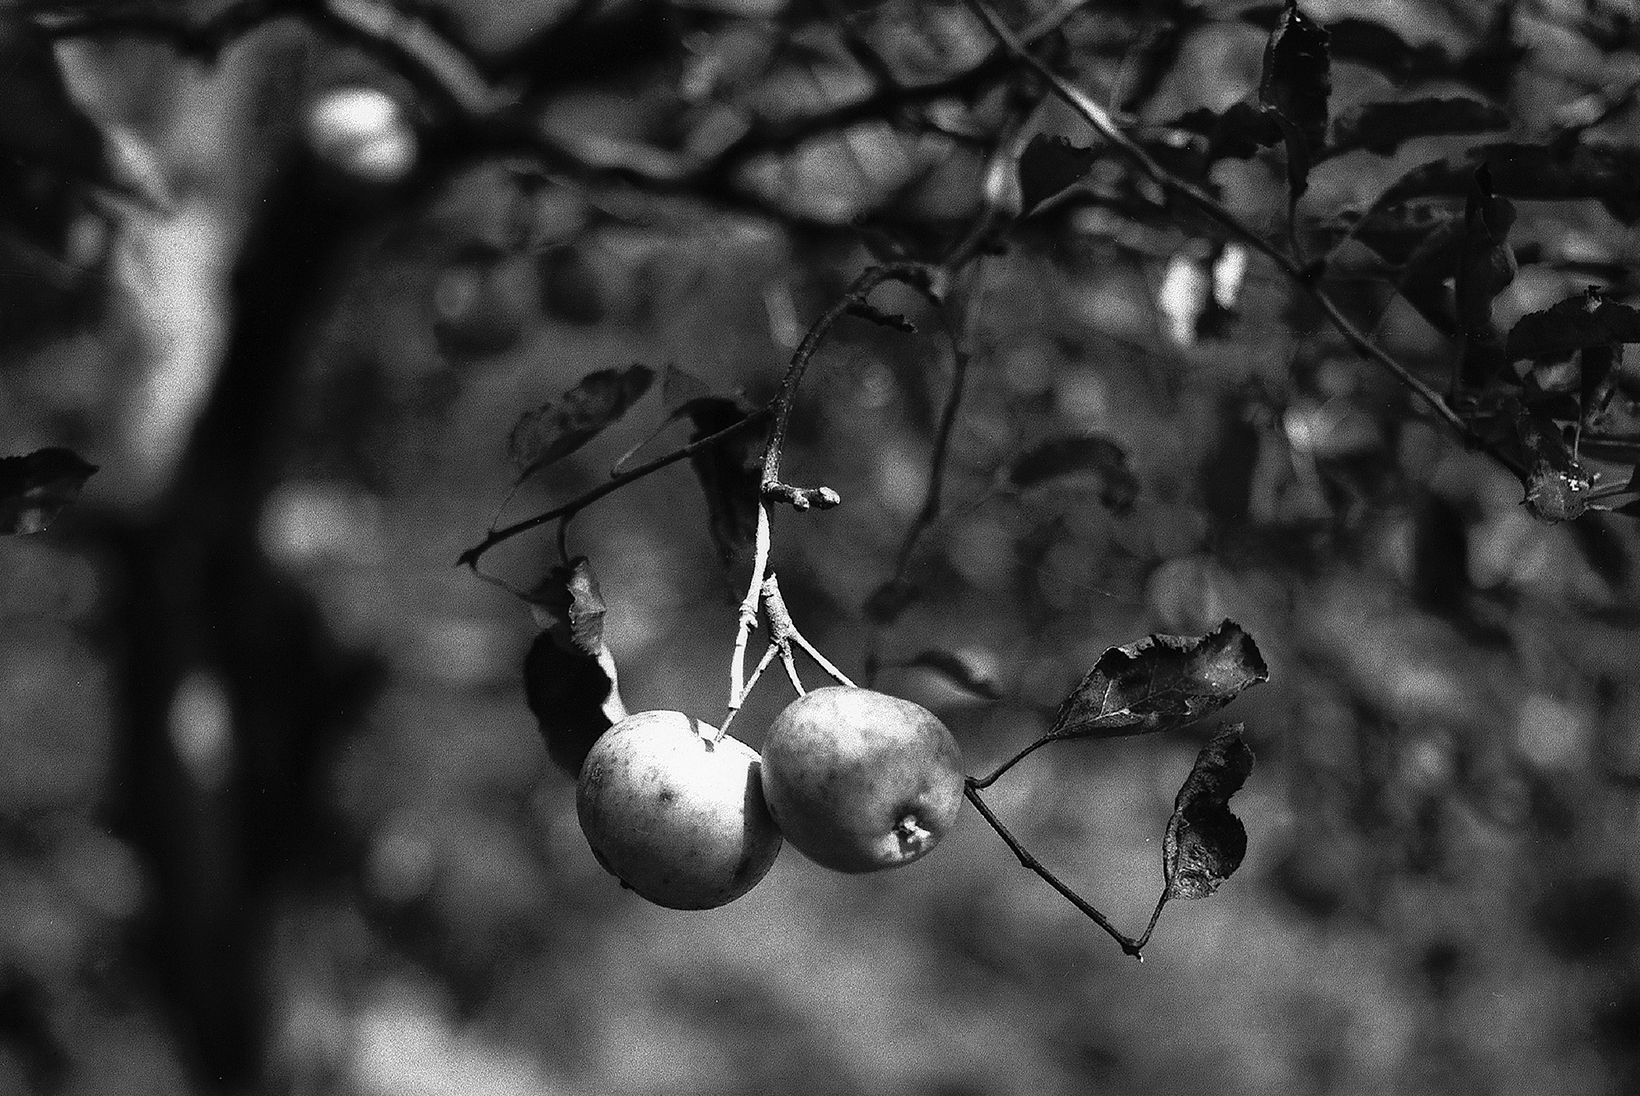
top-left (260, 482), bottom-right (385, 567)
top-left (1158, 252), bottom-right (1208, 346)
top-left (305, 86), bottom-right (417, 184)
top-left (168, 670), bottom-right (233, 789)
top-left (365, 817), bottom-right (438, 904)
top-left (1514, 693), bottom-right (1590, 770)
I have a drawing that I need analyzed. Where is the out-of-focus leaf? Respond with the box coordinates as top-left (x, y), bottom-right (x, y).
top-left (0, 447), bottom-right (97, 535)
top-left (864, 577), bottom-right (919, 625)
top-left (508, 364), bottom-right (655, 480)
top-left (1515, 404), bottom-right (1590, 524)
top-left (1047, 620), bottom-right (1269, 740)
top-left (0, 16), bottom-right (108, 187)
top-left (523, 557), bottom-right (627, 777)
top-left (1507, 291), bottom-right (1640, 360)
top-left (1008, 435), bottom-right (1138, 515)
top-left (1373, 143), bottom-right (1640, 224)
top-left (902, 649), bottom-right (1004, 700)
top-left (537, 244), bottom-right (605, 326)
top-left (1326, 98), bottom-right (1509, 159)
top-left (1455, 166), bottom-right (1516, 387)
top-left (681, 396), bottom-right (766, 572)
top-left (1163, 724), bottom-right (1254, 900)
top-left (1259, 0), bottom-right (1330, 203)
top-left (1018, 134), bottom-right (1098, 215)
top-left (1166, 102), bottom-right (1282, 162)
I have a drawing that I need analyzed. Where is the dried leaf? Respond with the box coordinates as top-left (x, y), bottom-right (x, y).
top-left (1009, 435), bottom-right (1138, 515)
top-left (1259, 0), bottom-right (1330, 202)
top-left (1507, 291), bottom-right (1640, 361)
top-left (0, 447), bottom-right (97, 535)
top-left (1048, 620), bottom-right (1269, 740)
top-left (1515, 405), bottom-right (1590, 524)
top-left (523, 557), bottom-right (627, 777)
top-left (508, 364), bottom-right (655, 480)
top-left (1163, 724), bottom-right (1254, 900)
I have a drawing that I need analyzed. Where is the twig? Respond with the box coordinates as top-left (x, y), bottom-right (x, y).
top-left (962, 0), bottom-right (1483, 453)
top-left (457, 407), bottom-right (771, 567)
top-left (762, 262), bottom-right (933, 508)
top-left (970, 734), bottom-right (1059, 789)
top-left (764, 576), bottom-right (858, 688)
top-left (726, 502), bottom-right (774, 721)
top-left (964, 781), bottom-right (1146, 958)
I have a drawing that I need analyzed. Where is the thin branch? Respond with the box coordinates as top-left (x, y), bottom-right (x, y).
top-left (969, 734), bottom-right (1058, 789)
top-left (762, 262), bottom-right (932, 509)
top-left (964, 781), bottom-right (1146, 958)
top-left (962, 0), bottom-right (1486, 455)
top-left (457, 406), bottom-right (772, 567)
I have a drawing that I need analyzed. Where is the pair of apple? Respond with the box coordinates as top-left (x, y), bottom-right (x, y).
top-left (576, 687), bottom-right (965, 908)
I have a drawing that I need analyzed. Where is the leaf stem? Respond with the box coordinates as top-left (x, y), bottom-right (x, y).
top-left (963, 781), bottom-right (1147, 957)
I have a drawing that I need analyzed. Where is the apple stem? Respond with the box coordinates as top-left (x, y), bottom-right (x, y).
top-left (963, 780), bottom-right (1148, 959)
top-left (726, 503), bottom-right (774, 719)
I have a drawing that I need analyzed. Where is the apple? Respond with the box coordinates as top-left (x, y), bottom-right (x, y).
top-left (759, 687), bottom-right (964, 873)
top-left (576, 710), bottom-right (782, 909)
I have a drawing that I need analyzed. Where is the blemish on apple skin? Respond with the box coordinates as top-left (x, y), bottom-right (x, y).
top-left (892, 813), bottom-right (934, 858)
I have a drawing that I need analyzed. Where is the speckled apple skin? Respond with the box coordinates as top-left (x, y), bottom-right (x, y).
top-left (577, 711), bottom-right (782, 909)
top-left (759, 687), bottom-right (964, 873)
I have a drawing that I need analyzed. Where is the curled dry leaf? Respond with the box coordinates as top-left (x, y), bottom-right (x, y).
top-left (522, 557), bottom-right (627, 777)
top-left (1163, 724), bottom-right (1255, 901)
top-left (1048, 620), bottom-right (1269, 740)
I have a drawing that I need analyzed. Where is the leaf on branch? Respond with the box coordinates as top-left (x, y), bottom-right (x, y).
top-left (1507, 289), bottom-right (1640, 361)
top-left (1163, 724), bottom-right (1254, 901)
top-left (678, 393), bottom-right (767, 573)
top-left (508, 364), bottom-right (655, 481)
top-left (902, 649), bottom-right (1004, 700)
top-left (1514, 405), bottom-right (1591, 524)
top-left (523, 557), bottom-right (627, 777)
top-left (1018, 134), bottom-right (1098, 215)
top-left (0, 447), bottom-right (97, 535)
top-left (1008, 435), bottom-right (1139, 515)
top-left (1259, 0), bottom-right (1330, 203)
top-left (1326, 98), bottom-right (1509, 159)
top-left (1048, 620), bottom-right (1269, 740)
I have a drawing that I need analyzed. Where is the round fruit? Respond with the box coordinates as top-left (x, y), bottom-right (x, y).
top-left (759, 686), bottom-right (964, 873)
top-left (576, 710), bottom-right (782, 909)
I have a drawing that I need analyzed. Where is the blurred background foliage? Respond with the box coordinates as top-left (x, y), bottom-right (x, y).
top-left (2, 0), bottom-right (1640, 1093)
